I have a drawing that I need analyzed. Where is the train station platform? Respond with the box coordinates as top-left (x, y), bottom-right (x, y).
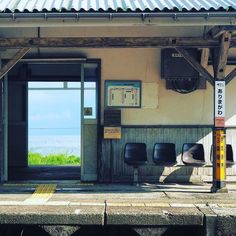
top-left (0, 182), bottom-right (235, 235)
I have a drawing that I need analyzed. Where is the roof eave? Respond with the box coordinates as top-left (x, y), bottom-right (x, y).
top-left (0, 12), bottom-right (235, 27)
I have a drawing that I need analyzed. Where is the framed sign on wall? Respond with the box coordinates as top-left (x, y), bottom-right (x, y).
top-left (105, 80), bottom-right (141, 108)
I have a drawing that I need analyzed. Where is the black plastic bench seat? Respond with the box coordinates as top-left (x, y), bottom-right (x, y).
top-left (124, 143), bottom-right (147, 166)
top-left (225, 144), bottom-right (236, 166)
top-left (182, 143), bottom-right (206, 166)
top-left (124, 143), bottom-right (147, 184)
top-left (153, 143), bottom-right (177, 166)
top-left (226, 161), bottom-right (236, 166)
top-left (210, 144), bottom-right (236, 167)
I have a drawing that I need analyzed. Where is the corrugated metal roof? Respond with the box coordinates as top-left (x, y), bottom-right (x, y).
top-left (0, 0), bottom-right (235, 13)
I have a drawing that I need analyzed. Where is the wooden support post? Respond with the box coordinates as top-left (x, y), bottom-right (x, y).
top-left (211, 32), bottom-right (231, 193)
top-left (201, 48), bottom-right (210, 68)
top-left (215, 33), bottom-right (231, 80)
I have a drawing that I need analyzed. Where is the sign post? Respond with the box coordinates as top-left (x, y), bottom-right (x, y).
top-left (211, 80), bottom-right (227, 193)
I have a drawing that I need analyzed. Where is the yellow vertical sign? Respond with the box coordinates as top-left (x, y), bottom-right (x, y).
top-left (215, 129), bottom-right (226, 181)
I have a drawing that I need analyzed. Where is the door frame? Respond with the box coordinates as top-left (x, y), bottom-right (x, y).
top-left (2, 58), bottom-right (101, 182)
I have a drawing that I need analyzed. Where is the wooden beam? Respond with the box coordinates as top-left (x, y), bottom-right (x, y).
top-left (201, 48), bottom-right (210, 68)
top-left (199, 48), bottom-right (210, 88)
top-left (0, 48), bottom-right (30, 80)
top-left (208, 26), bottom-right (236, 38)
top-left (175, 47), bottom-right (214, 86)
top-left (0, 37), bottom-right (227, 48)
top-left (211, 47), bottom-right (219, 78)
top-left (226, 68), bottom-right (236, 85)
top-left (212, 32), bottom-right (231, 80)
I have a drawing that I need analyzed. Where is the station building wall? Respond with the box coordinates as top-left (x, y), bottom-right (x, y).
top-left (1, 26), bottom-right (236, 182)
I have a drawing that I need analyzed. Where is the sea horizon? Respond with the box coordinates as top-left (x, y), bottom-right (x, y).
top-left (28, 134), bottom-right (81, 156)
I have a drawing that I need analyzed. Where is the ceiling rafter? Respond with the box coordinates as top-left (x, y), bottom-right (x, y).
top-left (0, 47), bottom-right (30, 80)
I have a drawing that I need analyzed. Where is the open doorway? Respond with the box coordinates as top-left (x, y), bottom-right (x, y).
top-left (28, 82), bottom-right (81, 166)
top-left (28, 82), bottom-right (97, 167)
top-left (7, 60), bottom-right (99, 181)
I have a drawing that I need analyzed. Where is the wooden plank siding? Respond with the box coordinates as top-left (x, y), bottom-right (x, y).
top-left (100, 127), bottom-right (236, 182)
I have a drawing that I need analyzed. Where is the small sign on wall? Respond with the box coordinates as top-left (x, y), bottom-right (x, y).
top-left (84, 107), bottom-right (93, 116)
top-left (215, 81), bottom-right (225, 127)
top-left (105, 80), bottom-right (141, 108)
top-left (104, 127), bottom-right (121, 139)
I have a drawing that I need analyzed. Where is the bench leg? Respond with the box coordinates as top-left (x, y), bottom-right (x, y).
top-left (133, 167), bottom-right (139, 185)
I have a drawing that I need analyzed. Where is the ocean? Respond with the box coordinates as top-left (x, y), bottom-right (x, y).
top-left (28, 135), bottom-right (81, 156)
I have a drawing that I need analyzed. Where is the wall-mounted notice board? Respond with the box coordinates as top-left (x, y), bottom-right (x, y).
top-left (105, 80), bottom-right (141, 108)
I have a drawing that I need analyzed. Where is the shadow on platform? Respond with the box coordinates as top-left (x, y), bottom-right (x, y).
top-left (8, 165), bottom-right (81, 181)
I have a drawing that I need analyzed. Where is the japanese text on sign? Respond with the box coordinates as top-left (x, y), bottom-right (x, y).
top-left (214, 129), bottom-right (226, 181)
top-left (104, 127), bottom-right (122, 139)
top-left (105, 81), bottom-right (141, 108)
top-left (215, 81), bottom-right (225, 127)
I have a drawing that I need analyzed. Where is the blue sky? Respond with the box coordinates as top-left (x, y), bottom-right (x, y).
top-left (28, 82), bottom-right (96, 136)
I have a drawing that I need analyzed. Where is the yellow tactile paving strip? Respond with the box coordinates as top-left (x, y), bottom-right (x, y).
top-left (24, 184), bottom-right (57, 204)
